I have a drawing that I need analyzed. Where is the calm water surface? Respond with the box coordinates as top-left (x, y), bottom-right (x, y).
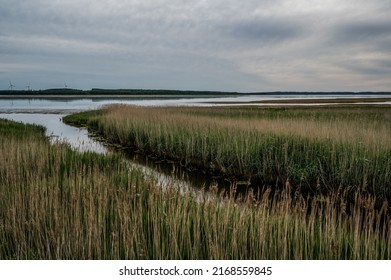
top-left (1, 94), bottom-right (390, 113)
top-left (0, 113), bottom-right (107, 153)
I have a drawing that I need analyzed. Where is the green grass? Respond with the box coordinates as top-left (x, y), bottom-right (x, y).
top-left (1, 117), bottom-right (390, 259)
top-left (62, 110), bottom-right (102, 127)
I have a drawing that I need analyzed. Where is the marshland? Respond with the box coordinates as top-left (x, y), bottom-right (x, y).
top-left (1, 98), bottom-right (391, 259)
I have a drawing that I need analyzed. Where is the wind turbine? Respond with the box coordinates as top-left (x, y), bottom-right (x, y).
top-left (64, 81), bottom-right (68, 88)
top-left (26, 82), bottom-right (31, 91)
top-left (8, 80), bottom-right (15, 90)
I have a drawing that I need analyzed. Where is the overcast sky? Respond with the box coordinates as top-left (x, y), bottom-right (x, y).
top-left (1, 0), bottom-right (391, 92)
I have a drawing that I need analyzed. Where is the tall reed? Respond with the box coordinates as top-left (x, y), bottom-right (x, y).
top-left (64, 105), bottom-right (391, 200)
top-left (1, 118), bottom-right (389, 259)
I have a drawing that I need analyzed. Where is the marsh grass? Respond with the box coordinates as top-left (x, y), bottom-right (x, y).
top-left (1, 118), bottom-right (390, 259)
top-left (64, 105), bottom-right (391, 201)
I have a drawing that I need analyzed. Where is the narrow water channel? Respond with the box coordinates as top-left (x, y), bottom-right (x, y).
top-left (0, 113), bottom-right (107, 153)
top-left (0, 113), bottom-right (230, 193)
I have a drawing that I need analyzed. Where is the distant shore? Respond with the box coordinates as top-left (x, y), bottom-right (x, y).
top-left (0, 94), bottom-right (228, 99)
top-left (207, 97), bottom-right (391, 105)
top-left (0, 88), bottom-right (239, 98)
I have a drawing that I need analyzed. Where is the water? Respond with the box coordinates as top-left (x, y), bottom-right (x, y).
top-left (1, 94), bottom-right (390, 113)
top-left (1, 94), bottom-right (390, 192)
top-left (0, 113), bottom-right (108, 153)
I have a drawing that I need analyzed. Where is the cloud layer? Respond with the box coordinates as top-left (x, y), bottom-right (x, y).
top-left (1, 0), bottom-right (390, 91)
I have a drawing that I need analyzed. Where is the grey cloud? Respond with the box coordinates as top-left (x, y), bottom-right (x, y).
top-left (223, 18), bottom-right (305, 44)
top-left (324, 18), bottom-right (391, 81)
top-left (343, 59), bottom-right (391, 77)
top-left (332, 20), bottom-right (391, 44)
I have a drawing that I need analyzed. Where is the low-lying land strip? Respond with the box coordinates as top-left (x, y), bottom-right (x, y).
top-left (0, 88), bottom-right (238, 98)
top-left (207, 97), bottom-right (391, 105)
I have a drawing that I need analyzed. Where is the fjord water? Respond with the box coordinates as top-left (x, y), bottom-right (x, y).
top-left (1, 93), bottom-right (391, 114)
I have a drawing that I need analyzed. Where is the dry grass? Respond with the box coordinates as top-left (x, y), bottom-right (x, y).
top-left (96, 105), bottom-right (391, 149)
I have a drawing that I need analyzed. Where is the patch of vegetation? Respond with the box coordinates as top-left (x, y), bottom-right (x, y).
top-left (65, 105), bottom-right (391, 201)
top-left (0, 118), bottom-right (46, 138)
top-left (62, 110), bottom-right (102, 127)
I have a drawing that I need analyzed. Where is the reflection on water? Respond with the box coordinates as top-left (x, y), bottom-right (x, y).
top-left (122, 148), bottom-right (231, 191)
top-left (0, 113), bottom-right (107, 154)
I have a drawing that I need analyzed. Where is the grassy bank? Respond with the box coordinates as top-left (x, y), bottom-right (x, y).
top-left (1, 117), bottom-right (390, 259)
top-left (64, 105), bottom-right (391, 201)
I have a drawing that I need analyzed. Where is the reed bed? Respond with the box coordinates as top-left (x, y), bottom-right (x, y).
top-left (0, 118), bottom-right (390, 259)
top-left (64, 105), bottom-right (391, 201)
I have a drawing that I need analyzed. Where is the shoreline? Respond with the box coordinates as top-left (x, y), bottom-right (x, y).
top-left (206, 97), bottom-right (391, 104)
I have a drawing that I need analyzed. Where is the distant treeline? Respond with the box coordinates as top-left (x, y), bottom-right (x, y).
top-left (0, 88), bottom-right (390, 96)
top-left (0, 88), bottom-right (237, 96)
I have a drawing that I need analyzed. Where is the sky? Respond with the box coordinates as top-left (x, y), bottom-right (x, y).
top-left (1, 0), bottom-right (391, 92)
